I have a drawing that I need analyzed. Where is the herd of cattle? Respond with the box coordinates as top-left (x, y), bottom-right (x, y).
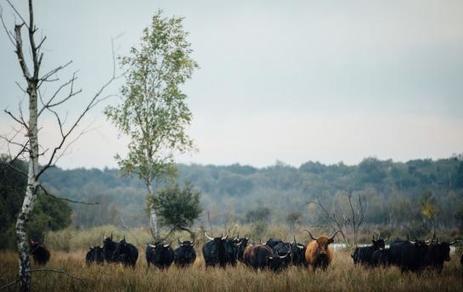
top-left (30, 231), bottom-right (463, 273)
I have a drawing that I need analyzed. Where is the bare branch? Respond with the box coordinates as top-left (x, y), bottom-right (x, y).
top-left (36, 35), bottom-right (46, 50)
top-left (15, 81), bottom-right (27, 93)
top-left (39, 185), bottom-right (99, 206)
top-left (0, 133), bottom-right (28, 150)
top-left (39, 60), bottom-right (72, 83)
top-left (27, 0), bottom-right (39, 80)
top-left (0, 6), bottom-right (15, 46)
top-left (4, 109), bottom-right (28, 129)
top-left (306, 198), bottom-right (348, 243)
top-left (36, 72), bottom-right (118, 180)
top-left (4, 0), bottom-right (29, 29)
top-left (0, 278), bottom-right (19, 290)
top-left (0, 265), bottom-right (91, 290)
top-left (14, 23), bottom-right (31, 80)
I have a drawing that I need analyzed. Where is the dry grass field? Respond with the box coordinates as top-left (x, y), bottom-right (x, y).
top-left (1, 248), bottom-right (462, 292)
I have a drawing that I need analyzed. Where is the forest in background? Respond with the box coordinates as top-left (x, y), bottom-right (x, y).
top-left (35, 156), bottom-right (463, 237)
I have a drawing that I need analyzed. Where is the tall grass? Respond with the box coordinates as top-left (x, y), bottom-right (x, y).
top-left (2, 227), bottom-right (461, 291)
top-left (1, 249), bottom-right (461, 292)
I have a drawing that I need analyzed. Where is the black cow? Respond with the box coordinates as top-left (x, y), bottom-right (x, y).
top-left (202, 233), bottom-right (236, 267)
top-left (290, 237), bottom-right (306, 266)
top-left (272, 241), bottom-right (292, 256)
top-left (425, 240), bottom-right (451, 272)
top-left (102, 235), bottom-right (119, 263)
top-left (146, 241), bottom-right (174, 269)
top-left (174, 240), bottom-right (196, 267)
top-left (234, 237), bottom-right (249, 262)
top-left (86, 246), bottom-right (105, 265)
top-left (30, 240), bottom-right (50, 266)
top-left (352, 237), bottom-right (385, 266)
top-left (243, 244), bottom-right (291, 272)
top-left (371, 248), bottom-right (391, 267)
top-left (113, 238), bottom-right (138, 267)
top-left (265, 238), bottom-right (283, 250)
top-left (389, 239), bottom-right (428, 272)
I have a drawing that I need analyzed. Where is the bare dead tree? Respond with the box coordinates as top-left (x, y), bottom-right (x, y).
top-left (307, 191), bottom-right (367, 246)
top-left (0, 1), bottom-right (117, 291)
top-left (346, 191), bottom-right (366, 246)
top-left (307, 197), bottom-right (349, 244)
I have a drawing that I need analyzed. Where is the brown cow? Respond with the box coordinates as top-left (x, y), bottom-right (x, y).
top-left (304, 230), bottom-right (340, 271)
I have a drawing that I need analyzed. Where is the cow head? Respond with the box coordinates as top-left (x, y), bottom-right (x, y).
top-left (30, 240), bottom-right (39, 248)
top-left (305, 230), bottom-right (339, 255)
top-left (234, 237), bottom-right (249, 260)
top-left (429, 241), bottom-right (451, 262)
top-left (372, 236), bottom-right (385, 249)
top-left (205, 232), bottom-right (235, 265)
top-left (268, 251), bottom-right (291, 271)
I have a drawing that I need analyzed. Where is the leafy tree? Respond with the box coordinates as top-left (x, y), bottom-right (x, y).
top-left (420, 191), bottom-right (439, 233)
top-left (0, 158), bottom-right (71, 249)
top-left (245, 206), bottom-right (271, 223)
top-left (150, 183), bottom-right (201, 239)
top-left (286, 211), bottom-right (302, 231)
top-left (105, 10), bottom-right (197, 239)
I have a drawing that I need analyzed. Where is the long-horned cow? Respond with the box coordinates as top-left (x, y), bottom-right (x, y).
top-left (304, 230), bottom-right (340, 271)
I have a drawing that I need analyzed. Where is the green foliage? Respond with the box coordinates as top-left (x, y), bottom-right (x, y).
top-left (150, 183), bottom-right (202, 232)
top-left (286, 211), bottom-right (302, 230)
top-left (105, 10), bottom-right (197, 183)
top-left (0, 157), bottom-right (72, 249)
top-left (420, 191), bottom-right (439, 221)
top-left (36, 157), bottom-right (463, 236)
top-left (245, 206), bottom-right (271, 223)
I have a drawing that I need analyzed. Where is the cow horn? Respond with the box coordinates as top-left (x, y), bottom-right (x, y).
top-left (163, 244), bottom-right (170, 248)
top-left (329, 230), bottom-right (341, 241)
top-left (222, 235), bottom-right (228, 240)
top-left (178, 239), bottom-right (182, 246)
top-left (304, 229), bottom-right (317, 240)
top-left (204, 232), bottom-right (214, 240)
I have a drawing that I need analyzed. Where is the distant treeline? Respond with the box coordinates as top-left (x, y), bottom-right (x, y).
top-left (38, 157), bottom-right (463, 236)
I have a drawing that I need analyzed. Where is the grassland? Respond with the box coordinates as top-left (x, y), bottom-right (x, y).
top-left (1, 226), bottom-right (462, 291)
top-left (1, 248), bottom-right (462, 292)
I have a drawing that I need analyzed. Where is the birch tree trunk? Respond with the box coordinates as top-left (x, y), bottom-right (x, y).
top-left (16, 82), bottom-right (39, 292)
top-left (147, 182), bottom-right (160, 240)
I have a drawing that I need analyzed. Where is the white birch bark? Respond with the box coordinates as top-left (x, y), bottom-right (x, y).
top-left (16, 82), bottom-right (39, 292)
top-left (147, 183), bottom-right (160, 239)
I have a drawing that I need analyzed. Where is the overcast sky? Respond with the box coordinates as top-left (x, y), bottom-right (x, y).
top-left (1, 0), bottom-right (462, 169)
